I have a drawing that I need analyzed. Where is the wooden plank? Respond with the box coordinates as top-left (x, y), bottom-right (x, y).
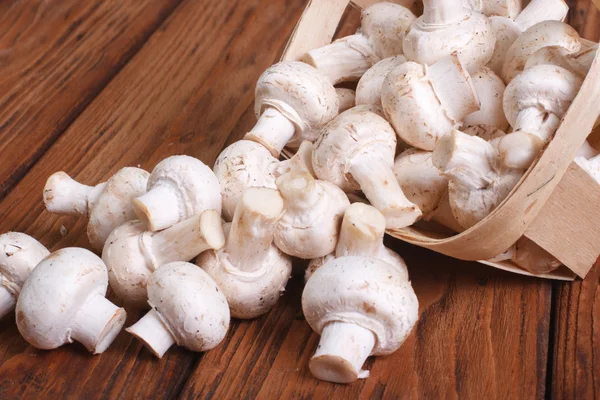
top-left (179, 244), bottom-right (552, 399)
top-left (0, 0), bottom-right (307, 398)
top-left (0, 0), bottom-right (182, 200)
top-left (567, 0), bottom-right (600, 41)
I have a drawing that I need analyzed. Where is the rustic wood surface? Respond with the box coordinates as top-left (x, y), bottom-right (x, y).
top-left (0, 1), bottom-right (597, 398)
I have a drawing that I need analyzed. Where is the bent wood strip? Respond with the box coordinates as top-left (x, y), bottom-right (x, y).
top-left (0, 0), bottom-right (182, 200)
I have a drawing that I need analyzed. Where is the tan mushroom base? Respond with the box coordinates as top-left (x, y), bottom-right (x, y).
top-left (309, 321), bottom-right (375, 384)
top-left (126, 309), bottom-right (176, 358)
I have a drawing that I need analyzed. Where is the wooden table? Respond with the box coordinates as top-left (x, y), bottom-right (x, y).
top-left (0, 1), bottom-right (598, 398)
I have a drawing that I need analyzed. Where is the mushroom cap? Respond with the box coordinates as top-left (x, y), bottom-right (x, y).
top-left (198, 245), bottom-right (291, 319)
top-left (381, 62), bottom-right (457, 151)
top-left (359, 3), bottom-right (416, 59)
top-left (0, 233), bottom-right (49, 296)
top-left (393, 149), bottom-right (448, 218)
top-left (254, 61), bottom-right (338, 142)
top-left (313, 106), bottom-right (396, 192)
top-left (487, 16), bottom-right (521, 76)
top-left (503, 64), bottom-right (583, 129)
top-left (463, 67), bottom-right (508, 131)
top-left (213, 140), bottom-right (278, 222)
top-left (87, 167), bottom-right (149, 251)
top-left (16, 248), bottom-right (109, 350)
top-left (403, 8), bottom-right (495, 73)
top-left (102, 221), bottom-right (154, 307)
top-left (356, 56), bottom-right (407, 107)
top-left (146, 155), bottom-right (222, 217)
top-left (302, 256), bottom-right (418, 356)
top-left (146, 262), bottom-right (229, 352)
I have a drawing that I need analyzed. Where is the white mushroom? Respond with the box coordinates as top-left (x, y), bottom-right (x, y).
top-left (0, 233), bottom-right (49, 320)
top-left (198, 187), bottom-right (292, 319)
top-left (433, 130), bottom-right (523, 229)
top-left (487, 0), bottom-right (569, 76)
top-left (498, 64), bottom-right (583, 169)
top-left (126, 262), bottom-right (229, 358)
top-left (336, 88), bottom-right (356, 113)
top-left (525, 42), bottom-right (598, 79)
top-left (464, 0), bottom-right (522, 18)
top-left (275, 170), bottom-right (349, 259)
top-left (16, 248), bottom-right (126, 353)
top-left (355, 56), bottom-right (407, 108)
top-left (244, 61), bottom-right (338, 157)
top-left (304, 3), bottom-right (416, 84)
top-left (313, 106), bottom-right (421, 229)
top-left (302, 256), bottom-right (418, 383)
top-left (132, 155), bottom-right (221, 232)
top-left (102, 210), bottom-right (225, 308)
top-left (501, 21), bottom-right (581, 83)
top-left (403, 0), bottom-right (495, 73)
top-left (44, 168), bottom-right (149, 251)
top-left (381, 53), bottom-right (480, 151)
top-left (463, 67), bottom-right (509, 132)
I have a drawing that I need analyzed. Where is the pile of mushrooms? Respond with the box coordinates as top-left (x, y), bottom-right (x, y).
top-left (1, 0), bottom-right (598, 385)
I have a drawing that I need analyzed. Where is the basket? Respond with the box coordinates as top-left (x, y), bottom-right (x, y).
top-left (281, 0), bottom-right (600, 280)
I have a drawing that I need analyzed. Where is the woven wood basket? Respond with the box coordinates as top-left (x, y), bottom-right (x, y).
top-left (280, 0), bottom-right (600, 280)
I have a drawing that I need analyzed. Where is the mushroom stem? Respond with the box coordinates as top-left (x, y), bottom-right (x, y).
top-left (310, 321), bottom-right (376, 384)
top-left (71, 293), bottom-right (127, 354)
top-left (151, 210), bottom-right (225, 267)
top-left (433, 132), bottom-right (497, 189)
top-left (349, 154), bottom-right (421, 229)
top-left (277, 171), bottom-right (321, 213)
top-left (304, 35), bottom-right (374, 85)
top-left (44, 172), bottom-right (106, 216)
top-left (126, 308), bottom-right (176, 358)
top-left (335, 204), bottom-right (386, 257)
top-left (497, 131), bottom-right (546, 170)
top-left (226, 188), bottom-right (284, 272)
top-left (427, 54), bottom-right (480, 123)
top-left (515, 0), bottom-right (568, 31)
top-left (514, 107), bottom-right (561, 143)
top-left (245, 107), bottom-right (296, 157)
top-left (133, 186), bottom-right (182, 232)
top-left (0, 285), bottom-right (16, 320)
top-left (272, 141), bottom-right (315, 178)
top-left (422, 0), bottom-right (467, 24)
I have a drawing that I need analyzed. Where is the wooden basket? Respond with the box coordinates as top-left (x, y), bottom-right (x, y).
top-left (280, 0), bottom-right (600, 280)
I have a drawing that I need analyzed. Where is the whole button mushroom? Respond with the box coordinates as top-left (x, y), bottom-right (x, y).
top-left (243, 61), bottom-right (338, 157)
top-left (0, 233), bottom-right (49, 320)
top-left (304, 3), bottom-right (416, 85)
top-left (126, 262), bottom-right (230, 358)
top-left (498, 64), bottom-right (583, 169)
top-left (102, 210), bottom-right (225, 308)
top-left (313, 106), bottom-right (421, 229)
top-left (198, 187), bottom-right (292, 319)
top-left (44, 167), bottom-right (149, 251)
top-left (274, 170), bottom-right (350, 259)
top-left (355, 56), bottom-right (407, 108)
top-left (403, 0), bottom-right (495, 73)
top-left (302, 256), bottom-right (419, 383)
top-left (132, 155), bottom-right (221, 232)
top-left (16, 248), bottom-right (126, 354)
top-left (381, 53), bottom-right (480, 151)
top-left (463, 67), bottom-right (509, 132)
top-left (525, 43), bottom-right (598, 79)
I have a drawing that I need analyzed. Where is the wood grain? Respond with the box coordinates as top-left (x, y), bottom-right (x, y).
top-left (0, 0), bottom-right (182, 200)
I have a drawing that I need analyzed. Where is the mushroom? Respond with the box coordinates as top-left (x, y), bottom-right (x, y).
top-left (525, 42), bottom-right (598, 79)
top-left (126, 262), bottom-right (229, 358)
top-left (102, 210), bottom-right (225, 308)
top-left (433, 130), bottom-right (523, 229)
top-left (44, 167), bottom-right (149, 251)
top-left (313, 106), bottom-right (421, 229)
top-left (0, 233), bottom-right (49, 320)
top-left (403, 0), bottom-right (495, 73)
top-left (381, 53), bottom-right (480, 151)
top-left (464, 0), bottom-right (521, 18)
top-left (463, 67), bottom-right (509, 132)
top-left (355, 56), bottom-right (407, 108)
top-left (501, 21), bottom-right (581, 83)
top-left (132, 155), bottom-right (221, 232)
top-left (498, 64), bottom-right (583, 169)
top-left (16, 247), bottom-right (126, 353)
top-left (336, 88), bottom-right (356, 113)
top-left (487, 0), bottom-right (569, 76)
top-left (302, 256), bottom-right (418, 383)
top-left (243, 61), bottom-right (338, 157)
top-left (198, 187), bottom-right (292, 319)
top-left (274, 170), bottom-right (349, 259)
top-left (303, 3), bottom-right (416, 85)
